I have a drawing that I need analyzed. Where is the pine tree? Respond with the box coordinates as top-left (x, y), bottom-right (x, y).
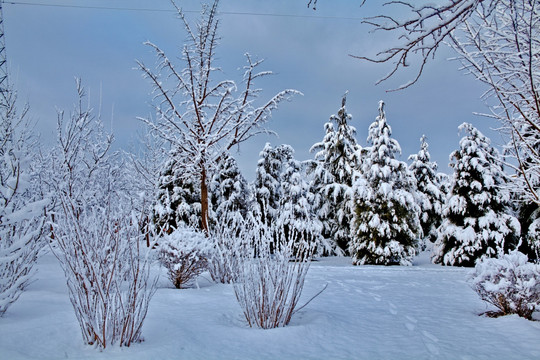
top-left (350, 101), bottom-right (420, 266)
top-left (153, 153), bottom-right (201, 233)
top-left (310, 92), bottom-right (361, 254)
top-left (209, 152), bottom-right (251, 232)
top-left (408, 135), bottom-right (444, 246)
top-left (433, 123), bottom-right (520, 266)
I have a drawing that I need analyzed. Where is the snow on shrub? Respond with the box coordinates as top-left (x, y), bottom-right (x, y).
top-left (52, 203), bottom-right (157, 348)
top-left (468, 251), bottom-right (540, 319)
top-left (158, 226), bottom-right (209, 289)
top-left (233, 221), bottom-right (316, 329)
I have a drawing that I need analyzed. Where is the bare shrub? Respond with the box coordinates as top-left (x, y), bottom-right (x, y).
top-left (158, 227), bottom-right (209, 289)
top-left (207, 221), bottom-right (250, 284)
top-left (48, 80), bottom-right (156, 348)
top-left (0, 88), bottom-right (47, 316)
top-left (233, 223), bottom-right (315, 329)
top-left (468, 251), bottom-right (540, 320)
top-left (52, 198), bottom-right (156, 348)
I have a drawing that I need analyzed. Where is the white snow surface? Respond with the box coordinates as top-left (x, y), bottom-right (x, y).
top-left (1, 252), bottom-right (539, 360)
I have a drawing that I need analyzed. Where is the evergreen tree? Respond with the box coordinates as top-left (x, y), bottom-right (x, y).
top-left (408, 135), bottom-right (444, 246)
top-left (279, 156), bottom-right (326, 256)
top-left (209, 152), bottom-right (251, 231)
top-left (252, 143), bottom-right (293, 227)
top-left (153, 152), bottom-right (201, 233)
top-left (350, 101), bottom-right (420, 265)
top-left (514, 122), bottom-right (540, 262)
top-left (433, 123), bottom-right (520, 266)
top-left (310, 92), bottom-right (361, 254)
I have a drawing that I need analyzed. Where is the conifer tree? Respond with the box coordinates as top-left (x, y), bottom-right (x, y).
top-left (209, 152), bottom-right (251, 231)
top-left (310, 93), bottom-right (361, 253)
top-left (433, 123), bottom-right (520, 266)
top-left (252, 143), bottom-right (293, 227)
top-left (153, 153), bottom-right (201, 233)
top-left (408, 135), bottom-right (444, 245)
top-left (350, 101), bottom-right (420, 265)
top-left (279, 155), bottom-right (326, 255)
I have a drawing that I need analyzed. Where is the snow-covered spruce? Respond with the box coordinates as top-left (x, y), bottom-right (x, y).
top-left (0, 88), bottom-right (47, 316)
top-left (158, 227), bottom-right (209, 289)
top-left (252, 143), bottom-right (293, 228)
top-left (309, 92), bottom-right (361, 254)
top-left (514, 121), bottom-right (540, 262)
top-left (233, 219), bottom-right (315, 329)
top-left (49, 81), bottom-right (156, 348)
top-left (279, 155), bottom-right (328, 256)
top-left (468, 251), bottom-right (540, 319)
top-left (153, 154), bottom-right (201, 233)
top-left (408, 135), bottom-right (444, 247)
top-left (209, 152), bottom-right (251, 231)
top-left (433, 123), bottom-right (520, 267)
top-left (207, 153), bottom-right (254, 283)
top-left (350, 101), bottom-right (421, 266)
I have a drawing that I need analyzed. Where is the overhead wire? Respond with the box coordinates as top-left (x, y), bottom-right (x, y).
top-left (2, 0), bottom-right (364, 21)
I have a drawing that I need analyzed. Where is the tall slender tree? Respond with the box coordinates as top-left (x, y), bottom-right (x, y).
top-left (408, 135), bottom-right (444, 245)
top-left (310, 92), bottom-right (361, 253)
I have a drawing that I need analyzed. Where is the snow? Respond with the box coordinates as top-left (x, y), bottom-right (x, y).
top-left (1, 252), bottom-right (539, 359)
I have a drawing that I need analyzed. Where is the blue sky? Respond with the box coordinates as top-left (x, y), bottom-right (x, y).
top-left (5, 0), bottom-right (499, 180)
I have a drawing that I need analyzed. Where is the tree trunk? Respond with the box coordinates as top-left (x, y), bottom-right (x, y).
top-left (200, 167), bottom-right (209, 234)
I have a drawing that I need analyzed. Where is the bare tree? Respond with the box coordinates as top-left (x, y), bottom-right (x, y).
top-left (0, 87), bottom-right (47, 316)
top-left (138, 0), bottom-right (299, 233)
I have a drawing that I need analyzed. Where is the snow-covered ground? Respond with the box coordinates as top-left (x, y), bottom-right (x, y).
top-left (1, 252), bottom-right (539, 360)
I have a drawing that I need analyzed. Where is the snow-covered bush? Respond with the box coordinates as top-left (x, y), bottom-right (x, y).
top-left (158, 227), bottom-right (209, 289)
top-left (49, 80), bottom-right (156, 348)
top-left (53, 203), bottom-right (156, 347)
top-left (234, 220), bottom-right (315, 329)
top-left (468, 251), bottom-right (540, 319)
top-left (207, 221), bottom-right (250, 284)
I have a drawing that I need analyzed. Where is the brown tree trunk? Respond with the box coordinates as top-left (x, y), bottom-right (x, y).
top-left (200, 167), bottom-right (209, 234)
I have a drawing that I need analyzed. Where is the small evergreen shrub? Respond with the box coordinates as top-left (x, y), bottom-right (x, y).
top-left (468, 251), bottom-right (540, 319)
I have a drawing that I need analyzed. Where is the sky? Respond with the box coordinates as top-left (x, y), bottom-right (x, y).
top-left (4, 0), bottom-right (501, 180)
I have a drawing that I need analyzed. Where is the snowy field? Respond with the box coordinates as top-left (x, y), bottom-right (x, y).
top-left (0, 252), bottom-right (539, 360)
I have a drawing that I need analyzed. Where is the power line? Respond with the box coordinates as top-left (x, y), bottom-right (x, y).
top-left (2, 1), bottom-right (364, 21)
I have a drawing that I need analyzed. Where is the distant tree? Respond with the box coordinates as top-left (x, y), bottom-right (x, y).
top-left (252, 143), bottom-right (293, 228)
top-left (209, 152), bottom-right (251, 231)
top-left (433, 123), bottom-right (520, 267)
top-left (153, 153), bottom-right (201, 233)
top-left (138, 0), bottom-right (298, 233)
top-left (0, 87), bottom-right (46, 316)
top-left (350, 101), bottom-right (420, 265)
top-left (408, 135), bottom-right (444, 246)
top-left (279, 154), bottom-right (326, 256)
top-left (310, 92), bottom-right (361, 253)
